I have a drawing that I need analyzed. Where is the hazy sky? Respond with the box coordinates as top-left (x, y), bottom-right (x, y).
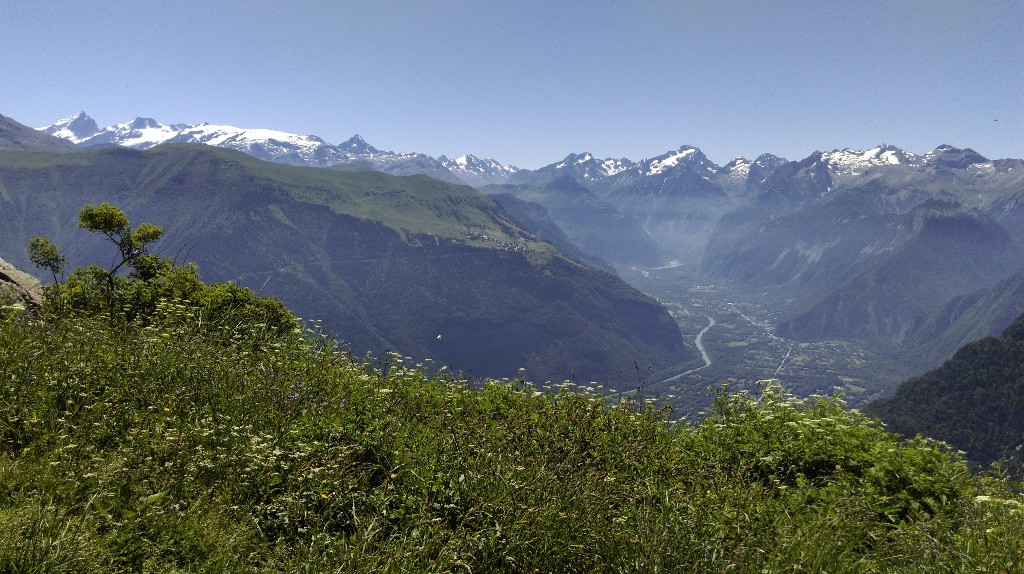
top-left (2, 0), bottom-right (1022, 168)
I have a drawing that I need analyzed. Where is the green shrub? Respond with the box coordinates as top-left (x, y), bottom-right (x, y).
top-left (695, 381), bottom-right (975, 523)
top-left (29, 203), bottom-right (298, 338)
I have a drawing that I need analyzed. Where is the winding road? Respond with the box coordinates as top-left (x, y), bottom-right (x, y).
top-left (659, 315), bottom-right (716, 383)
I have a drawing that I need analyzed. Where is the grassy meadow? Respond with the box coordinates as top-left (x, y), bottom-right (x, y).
top-left (1, 298), bottom-right (1022, 572)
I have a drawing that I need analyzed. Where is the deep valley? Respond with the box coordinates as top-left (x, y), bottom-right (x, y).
top-left (621, 264), bottom-right (921, 416)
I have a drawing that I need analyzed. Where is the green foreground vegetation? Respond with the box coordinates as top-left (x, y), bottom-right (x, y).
top-left (2, 206), bottom-right (1023, 572)
top-left (3, 310), bottom-right (1024, 572)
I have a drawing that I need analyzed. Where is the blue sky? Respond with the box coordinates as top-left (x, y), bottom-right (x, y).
top-left (2, 0), bottom-right (1022, 168)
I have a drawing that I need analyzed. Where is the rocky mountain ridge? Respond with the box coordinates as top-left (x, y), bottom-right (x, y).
top-left (44, 113), bottom-right (1023, 267)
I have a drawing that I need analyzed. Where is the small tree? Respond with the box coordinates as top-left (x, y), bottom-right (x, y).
top-left (30, 204), bottom-right (164, 314)
top-left (77, 203), bottom-right (163, 295)
top-left (27, 236), bottom-right (66, 284)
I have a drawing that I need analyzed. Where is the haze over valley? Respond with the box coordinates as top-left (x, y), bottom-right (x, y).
top-left (8, 110), bottom-right (1022, 412)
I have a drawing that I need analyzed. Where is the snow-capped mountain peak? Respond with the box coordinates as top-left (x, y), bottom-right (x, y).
top-left (81, 117), bottom-right (193, 149)
top-left (636, 146), bottom-right (717, 178)
top-left (445, 153), bottom-right (487, 172)
top-left (549, 153), bottom-right (633, 180)
top-left (923, 145), bottom-right (988, 170)
top-left (159, 124), bottom-right (350, 166)
top-left (170, 124), bottom-right (315, 146)
top-left (340, 134), bottom-right (381, 155)
top-left (819, 144), bottom-right (920, 176)
top-left (866, 144), bottom-right (914, 164)
top-left (39, 111), bottom-right (101, 143)
top-left (438, 153), bottom-right (519, 186)
top-left (646, 147), bottom-right (696, 176)
top-left (599, 158), bottom-right (631, 177)
top-left (720, 157), bottom-right (752, 178)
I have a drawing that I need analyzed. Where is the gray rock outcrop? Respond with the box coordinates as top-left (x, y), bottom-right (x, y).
top-left (0, 257), bottom-right (44, 310)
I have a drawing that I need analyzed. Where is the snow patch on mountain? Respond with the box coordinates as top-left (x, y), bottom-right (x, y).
top-left (720, 157), bottom-right (752, 179)
top-left (160, 124), bottom-right (345, 166)
top-left (646, 148), bottom-right (699, 176)
top-left (820, 144), bottom-right (921, 176)
top-left (624, 147), bottom-right (718, 181)
top-left (600, 158), bottom-right (630, 177)
top-left (87, 118), bottom-right (193, 149)
top-left (439, 154), bottom-right (520, 186)
top-left (544, 153), bottom-right (634, 181)
top-left (170, 124), bottom-right (321, 148)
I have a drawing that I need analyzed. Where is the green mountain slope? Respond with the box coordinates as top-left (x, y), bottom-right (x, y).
top-left (902, 268), bottom-right (1024, 369)
top-left (0, 144), bottom-right (691, 385)
top-left (865, 313), bottom-right (1024, 466)
top-left (487, 192), bottom-right (615, 272)
top-left (0, 113), bottom-right (78, 153)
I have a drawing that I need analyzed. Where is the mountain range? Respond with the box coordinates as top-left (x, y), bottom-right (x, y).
top-left (2, 113), bottom-right (695, 385)
top-left (32, 110), bottom-right (1024, 396)
top-left (703, 145), bottom-right (1024, 363)
top-left (40, 112), bottom-right (515, 186)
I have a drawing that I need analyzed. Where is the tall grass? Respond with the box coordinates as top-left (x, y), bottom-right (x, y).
top-left (1, 307), bottom-right (1022, 572)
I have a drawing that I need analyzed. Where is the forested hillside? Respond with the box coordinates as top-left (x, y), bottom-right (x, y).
top-left (867, 312), bottom-right (1024, 467)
